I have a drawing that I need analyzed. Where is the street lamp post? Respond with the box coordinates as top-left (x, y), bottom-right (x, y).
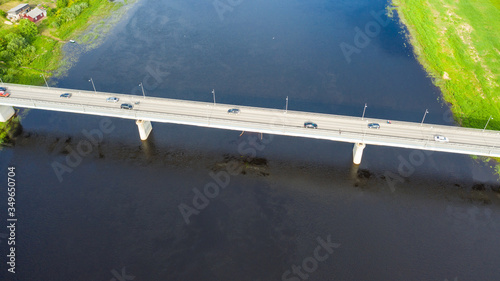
top-left (0, 77), bottom-right (3, 85)
top-left (139, 83), bottom-right (146, 99)
top-left (483, 115), bottom-right (493, 132)
top-left (421, 109), bottom-right (429, 126)
top-left (89, 78), bottom-right (96, 94)
top-left (361, 103), bottom-right (367, 120)
top-left (212, 89), bottom-right (216, 105)
top-left (285, 96), bottom-right (288, 114)
top-left (40, 74), bottom-right (49, 89)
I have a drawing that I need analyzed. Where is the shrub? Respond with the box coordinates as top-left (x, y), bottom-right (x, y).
top-left (53, 2), bottom-right (89, 26)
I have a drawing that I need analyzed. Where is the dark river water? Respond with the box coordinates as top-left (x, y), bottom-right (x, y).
top-left (1, 0), bottom-right (500, 280)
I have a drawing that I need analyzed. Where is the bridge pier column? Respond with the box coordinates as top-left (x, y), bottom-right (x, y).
top-left (352, 143), bottom-right (366, 165)
top-left (136, 120), bottom-right (152, 140)
top-left (0, 105), bottom-right (15, 122)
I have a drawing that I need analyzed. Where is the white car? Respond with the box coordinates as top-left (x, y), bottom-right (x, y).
top-left (434, 135), bottom-right (449, 142)
top-left (106, 97), bottom-right (119, 103)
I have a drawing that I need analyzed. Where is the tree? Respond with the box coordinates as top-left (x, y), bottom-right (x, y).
top-left (1, 33), bottom-right (35, 67)
top-left (18, 19), bottom-right (38, 40)
top-left (57, 0), bottom-right (69, 9)
top-left (57, 2), bottom-right (89, 23)
top-left (5, 33), bottom-right (27, 53)
top-left (0, 37), bottom-right (7, 50)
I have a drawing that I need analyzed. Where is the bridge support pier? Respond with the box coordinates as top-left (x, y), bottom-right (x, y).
top-left (0, 105), bottom-right (15, 122)
top-left (352, 143), bottom-right (366, 165)
top-left (136, 120), bottom-right (153, 140)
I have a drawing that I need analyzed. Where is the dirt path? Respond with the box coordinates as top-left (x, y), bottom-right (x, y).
top-left (41, 30), bottom-right (67, 43)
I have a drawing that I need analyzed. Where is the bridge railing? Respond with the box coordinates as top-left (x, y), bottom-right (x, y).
top-left (3, 96), bottom-right (499, 157)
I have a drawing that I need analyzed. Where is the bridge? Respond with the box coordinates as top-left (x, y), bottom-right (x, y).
top-left (0, 83), bottom-right (499, 164)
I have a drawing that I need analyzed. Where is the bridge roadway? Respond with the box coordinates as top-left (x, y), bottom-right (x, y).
top-left (0, 83), bottom-right (499, 162)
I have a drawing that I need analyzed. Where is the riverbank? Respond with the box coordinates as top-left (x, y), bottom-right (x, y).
top-left (0, 0), bottom-right (132, 143)
top-left (0, 0), bottom-right (126, 85)
top-left (391, 0), bottom-right (500, 174)
top-left (0, 113), bottom-right (22, 145)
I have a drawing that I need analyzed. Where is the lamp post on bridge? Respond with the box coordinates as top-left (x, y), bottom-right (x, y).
top-left (483, 115), bottom-right (493, 132)
top-left (285, 96), bottom-right (288, 114)
top-left (89, 77), bottom-right (96, 94)
top-left (361, 103), bottom-right (367, 120)
top-left (212, 89), bottom-right (216, 105)
top-left (40, 74), bottom-right (49, 89)
top-left (421, 109), bottom-right (429, 126)
top-left (139, 83), bottom-right (146, 99)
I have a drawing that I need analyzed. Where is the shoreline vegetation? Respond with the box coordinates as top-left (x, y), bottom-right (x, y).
top-left (0, 0), bottom-right (126, 85)
top-left (0, 113), bottom-right (21, 144)
top-left (0, 0), bottom-right (129, 143)
top-left (391, 0), bottom-right (500, 175)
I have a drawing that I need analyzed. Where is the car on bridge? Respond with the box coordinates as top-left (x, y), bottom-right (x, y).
top-left (60, 93), bottom-right (72, 98)
top-left (0, 87), bottom-right (9, 97)
top-left (120, 103), bottom-right (133, 110)
top-left (304, 122), bottom-right (318, 129)
top-left (368, 123), bottom-right (380, 129)
top-left (106, 97), bottom-right (119, 103)
top-left (227, 108), bottom-right (240, 114)
top-left (434, 135), bottom-right (449, 142)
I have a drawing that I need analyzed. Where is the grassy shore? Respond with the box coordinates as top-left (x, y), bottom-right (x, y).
top-left (0, 0), bottom-right (124, 85)
top-left (391, 0), bottom-right (499, 129)
top-left (0, 113), bottom-right (22, 144)
top-left (391, 0), bottom-right (500, 174)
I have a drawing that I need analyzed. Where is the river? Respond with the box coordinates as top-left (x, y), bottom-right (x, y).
top-left (1, 0), bottom-right (499, 280)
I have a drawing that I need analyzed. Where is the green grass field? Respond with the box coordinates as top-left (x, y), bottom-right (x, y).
top-left (392, 0), bottom-right (500, 175)
top-left (392, 0), bottom-right (500, 130)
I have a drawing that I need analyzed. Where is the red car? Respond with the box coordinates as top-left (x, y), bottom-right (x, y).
top-left (0, 87), bottom-right (9, 97)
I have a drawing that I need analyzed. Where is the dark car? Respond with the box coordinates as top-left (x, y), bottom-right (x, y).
top-left (304, 122), bottom-right (318, 129)
top-left (227, 108), bottom-right (240, 114)
top-left (120, 103), bottom-right (133, 110)
top-left (0, 87), bottom-right (9, 97)
top-left (60, 93), bottom-right (72, 98)
top-left (368, 123), bottom-right (380, 129)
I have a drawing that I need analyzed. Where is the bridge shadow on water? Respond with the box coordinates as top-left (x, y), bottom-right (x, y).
top-left (7, 126), bottom-right (500, 205)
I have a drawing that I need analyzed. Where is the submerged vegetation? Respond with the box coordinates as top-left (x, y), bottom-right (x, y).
top-left (0, 113), bottom-right (22, 144)
top-left (392, 0), bottom-right (500, 174)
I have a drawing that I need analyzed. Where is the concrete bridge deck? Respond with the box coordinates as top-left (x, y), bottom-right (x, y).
top-left (0, 83), bottom-right (499, 163)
